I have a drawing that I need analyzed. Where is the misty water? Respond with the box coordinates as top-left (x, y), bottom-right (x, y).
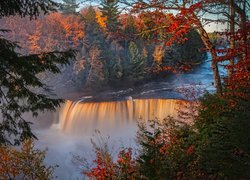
top-left (29, 52), bottom-right (227, 179)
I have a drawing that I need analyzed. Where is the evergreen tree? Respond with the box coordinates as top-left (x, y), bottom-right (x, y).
top-left (100, 0), bottom-right (121, 33)
top-left (83, 6), bottom-right (110, 86)
top-left (190, 94), bottom-right (250, 178)
top-left (83, 6), bottom-right (105, 51)
top-left (109, 56), bottom-right (123, 81)
top-left (0, 0), bottom-right (75, 145)
top-left (136, 120), bottom-right (171, 179)
top-left (61, 0), bottom-right (78, 14)
top-left (128, 41), bottom-right (146, 81)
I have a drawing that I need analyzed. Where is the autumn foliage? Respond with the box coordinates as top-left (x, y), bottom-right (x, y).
top-left (0, 139), bottom-right (55, 179)
top-left (0, 12), bottom-right (84, 53)
top-left (83, 147), bottom-right (137, 179)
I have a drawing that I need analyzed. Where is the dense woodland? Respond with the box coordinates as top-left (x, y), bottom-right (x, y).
top-left (0, 0), bottom-right (249, 179)
top-left (0, 3), bottom-right (205, 91)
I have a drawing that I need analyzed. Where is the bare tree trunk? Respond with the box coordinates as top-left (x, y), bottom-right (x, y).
top-left (234, 1), bottom-right (247, 60)
top-left (229, 0), bottom-right (235, 78)
top-left (193, 14), bottom-right (222, 94)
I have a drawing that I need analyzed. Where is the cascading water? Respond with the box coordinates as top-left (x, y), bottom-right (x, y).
top-left (58, 98), bottom-right (188, 135)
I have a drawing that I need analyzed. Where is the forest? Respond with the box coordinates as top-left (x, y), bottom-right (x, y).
top-left (0, 0), bottom-right (249, 179)
top-left (0, 3), bottom-right (205, 92)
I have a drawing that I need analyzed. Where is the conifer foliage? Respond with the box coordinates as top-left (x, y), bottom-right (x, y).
top-left (61, 0), bottom-right (78, 14)
top-left (128, 41), bottom-right (146, 81)
top-left (0, 0), bottom-right (75, 145)
top-left (100, 0), bottom-right (121, 33)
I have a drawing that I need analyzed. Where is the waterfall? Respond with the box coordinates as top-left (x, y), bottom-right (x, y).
top-left (58, 98), bottom-right (188, 135)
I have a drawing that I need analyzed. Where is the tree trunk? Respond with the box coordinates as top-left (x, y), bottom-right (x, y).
top-left (229, 0), bottom-right (235, 78)
top-left (192, 13), bottom-right (222, 94)
top-left (234, 2), bottom-right (247, 60)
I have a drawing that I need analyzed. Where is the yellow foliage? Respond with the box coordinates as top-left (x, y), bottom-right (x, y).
top-left (153, 45), bottom-right (165, 64)
top-left (96, 10), bottom-right (107, 29)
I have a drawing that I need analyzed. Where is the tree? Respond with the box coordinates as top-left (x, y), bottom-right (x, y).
top-left (123, 14), bottom-right (138, 40)
top-left (100, 0), bottom-right (121, 33)
top-left (0, 0), bottom-right (75, 145)
top-left (82, 6), bottom-right (105, 51)
top-left (128, 41), bottom-right (146, 81)
top-left (189, 92), bottom-right (250, 178)
top-left (122, 0), bottom-right (223, 93)
top-left (153, 44), bottom-right (165, 65)
top-left (85, 45), bottom-right (106, 88)
top-left (109, 56), bottom-right (123, 82)
top-left (0, 139), bottom-right (56, 179)
top-left (61, 0), bottom-right (79, 14)
top-left (127, 0), bottom-right (250, 94)
top-left (28, 21), bottom-right (42, 53)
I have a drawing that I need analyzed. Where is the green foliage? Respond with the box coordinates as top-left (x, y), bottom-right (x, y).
top-left (83, 6), bottom-right (98, 26)
top-left (136, 120), bottom-right (171, 179)
top-left (109, 56), bottom-right (123, 81)
top-left (0, 0), bottom-right (58, 19)
top-left (80, 8), bottom-right (205, 87)
top-left (0, 139), bottom-right (56, 179)
top-left (79, 92), bottom-right (250, 179)
top-left (100, 0), bottom-right (121, 32)
top-left (136, 119), bottom-right (194, 179)
top-left (208, 32), bottom-right (220, 45)
top-left (167, 29), bottom-right (206, 66)
top-left (83, 6), bottom-right (106, 51)
top-left (61, 0), bottom-right (78, 14)
top-left (128, 41), bottom-right (146, 81)
top-left (0, 1), bottom-right (75, 145)
top-left (191, 93), bottom-right (250, 178)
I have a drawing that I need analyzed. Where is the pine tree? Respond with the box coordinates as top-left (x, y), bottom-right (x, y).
top-left (0, 0), bottom-right (75, 145)
top-left (109, 56), bottom-right (123, 81)
top-left (136, 120), bottom-right (171, 179)
top-left (128, 41), bottom-right (146, 81)
top-left (82, 6), bottom-right (110, 86)
top-left (83, 6), bottom-right (105, 51)
top-left (100, 0), bottom-right (121, 33)
top-left (61, 0), bottom-right (78, 14)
